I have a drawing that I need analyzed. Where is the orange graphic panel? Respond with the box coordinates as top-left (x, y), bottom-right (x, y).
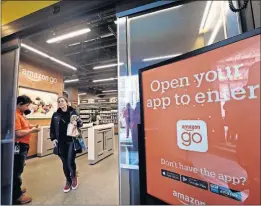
top-left (141, 34), bottom-right (260, 205)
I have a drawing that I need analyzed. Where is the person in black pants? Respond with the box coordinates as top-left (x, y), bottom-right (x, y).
top-left (50, 97), bottom-right (83, 193)
top-left (14, 95), bottom-right (41, 204)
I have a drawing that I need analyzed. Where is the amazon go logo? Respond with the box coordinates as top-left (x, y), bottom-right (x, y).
top-left (177, 120), bottom-right (208, 152)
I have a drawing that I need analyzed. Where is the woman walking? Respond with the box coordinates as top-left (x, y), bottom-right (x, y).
top-left (50, 97), bottom-right (83, 193)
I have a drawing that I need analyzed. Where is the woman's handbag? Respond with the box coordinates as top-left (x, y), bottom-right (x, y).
top-left (67, 115), bottom-right (80, 137)
top-left (72, 129), bottom-right (87, 153)
top-left (77, 135), bottom-right (87, 151)
top-left (68, 115), bottom-right (87, 153)
top-left (72, 137), bottom-right (82, 153)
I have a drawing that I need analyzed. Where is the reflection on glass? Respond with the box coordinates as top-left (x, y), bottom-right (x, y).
top-left (142, 53), bottom-right (183, 62)
top-left (127, 1), bottom-right (232, 76)
top-left (119, 0), bottom-right (240, 169)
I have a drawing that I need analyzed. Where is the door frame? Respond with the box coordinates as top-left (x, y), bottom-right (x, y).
top-left (1, 39), bottom-right (21, 205)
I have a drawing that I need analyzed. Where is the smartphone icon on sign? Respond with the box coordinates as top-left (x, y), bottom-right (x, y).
top-left (177, 120), bottom-right (208, 152)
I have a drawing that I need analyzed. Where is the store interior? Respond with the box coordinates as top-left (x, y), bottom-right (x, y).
top-left (1, 0), bottom-right (260, 205)
top-left (17, 4), bottom-right (120, 205)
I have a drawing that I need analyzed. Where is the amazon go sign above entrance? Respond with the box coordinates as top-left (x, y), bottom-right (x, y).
top-left (21, 69), bottom-right (58, 84)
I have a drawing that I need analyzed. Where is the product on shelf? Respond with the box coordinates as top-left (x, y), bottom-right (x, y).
top-left (79, 105), bottom-right (118, 125)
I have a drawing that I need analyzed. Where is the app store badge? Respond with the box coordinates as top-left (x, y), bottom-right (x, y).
top-left (177, 120), bottom-right (208, 152)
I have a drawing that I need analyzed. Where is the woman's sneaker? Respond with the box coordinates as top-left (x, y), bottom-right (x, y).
top-left (21, 187), bottom-right (27, 194)
top-left (71, 176), bottom-right (78, 190)
top-left (15, 193), bottom-right (32, 205)
top-left (63, 181), bottom-right (71, 193)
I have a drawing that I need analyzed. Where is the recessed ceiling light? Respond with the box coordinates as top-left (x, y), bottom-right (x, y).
top-left (21, 43), bottom-right (77, 71)
top-left (46, 28), bottom-right (91, 43)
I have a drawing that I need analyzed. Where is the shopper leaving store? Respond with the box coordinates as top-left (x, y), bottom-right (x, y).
top-left (13, 95), bottom-right (41, 205)
top-left (50, 97), bottom-right (83, 193)
top-left (123, 103), bottom-right (134, 138)
top-left (131, 102), bottom-right (140, 151)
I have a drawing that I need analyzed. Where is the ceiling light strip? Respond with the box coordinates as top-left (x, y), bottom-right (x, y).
top-left (143, 53), bottom-right (182, 62)
top-left (199, 1), bottom-right (213, 34)
top-left (69, 42), bottom-right (81, 47)
top-left (21, 43), bottom-right (77, 71)
top-left (21, 43), bottom-right (49, 58)
top-left (78, 93), bottom-right (87, 96)
top-left (47, 28), bottom-right (91, 43)
top-left (84, 38), bottom-right (97, 43)
top-left (49, 57), bottom-right (77, 71)
top-left (93, 78), bottom-right (117, 83)
top-left (93, 63), bottom-right (124, 70)
top-left (102, 90), bottom-right (117, 93)
top-left (64, 79), bottom-right (79, 83)
top-left (100, 33), bottom-right (114, 38)
top-left (207, 18), bottom-right (223, 45)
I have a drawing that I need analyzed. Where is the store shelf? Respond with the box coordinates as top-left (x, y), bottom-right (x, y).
top-left (79, 104), bottom-right (118, 133)
top-left (100, 110), bottom-right (118, 124)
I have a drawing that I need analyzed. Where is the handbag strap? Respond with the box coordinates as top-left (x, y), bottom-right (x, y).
top-left (60, 117), bottom-right (68, 124)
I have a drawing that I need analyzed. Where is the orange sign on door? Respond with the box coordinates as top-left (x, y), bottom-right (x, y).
top-left (141, 32), bottom-right (260, 205)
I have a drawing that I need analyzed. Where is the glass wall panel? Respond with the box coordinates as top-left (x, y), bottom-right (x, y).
top-left (1, 47), bottom-right (20, 205)
top-left (118, 0), bottom-right (242, 204)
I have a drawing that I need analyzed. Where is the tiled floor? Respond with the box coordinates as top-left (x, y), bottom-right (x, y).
top-left (23, 140), bottom-right (119, 205)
